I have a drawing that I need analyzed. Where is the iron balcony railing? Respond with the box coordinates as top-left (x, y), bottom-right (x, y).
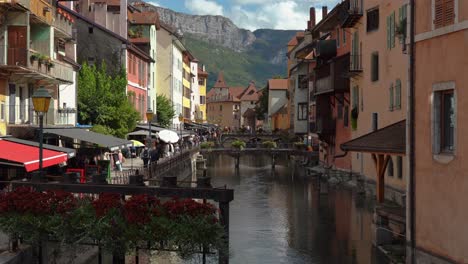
top-left (339, 0), bottom-right (363, 28)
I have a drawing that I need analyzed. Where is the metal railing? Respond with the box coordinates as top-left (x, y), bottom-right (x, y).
top-left (5, 104), bottom-right (69, 126)
top-left (350, 54), bottom-right (363, 72)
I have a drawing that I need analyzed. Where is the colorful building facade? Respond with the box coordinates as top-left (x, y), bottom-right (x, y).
top-left (413, 0), bottom-right (468, 262)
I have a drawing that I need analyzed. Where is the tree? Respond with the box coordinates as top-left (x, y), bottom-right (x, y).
top-left (156, 94), bottom-right (176, 128)
top-left (78, 62), bottom-right (140, 138)
top-left (255, 88), bottom-right (269, 120)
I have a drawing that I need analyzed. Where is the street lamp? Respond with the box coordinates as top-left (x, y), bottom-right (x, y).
top-left (32, 86), bottom-right (51, 174)
top-left (178, 114), bottom-right (184, 146)
top-left (146, 108), bottom-right (154, 148)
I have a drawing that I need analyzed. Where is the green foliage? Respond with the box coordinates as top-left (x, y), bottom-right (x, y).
top-left (262, 141), bottom-right (277, 149)
top-left (294, 142), bottom-right (306, 150)
top-left (90, 125), bottom-right (112, 135)
top-left (78, 62), bottom-right (140, 138)
top-left (156, 94), bottom-right (176, 128)
top-left (231, 140), bottom-right (246, 150)
top-left (183, 35), bottom-right (286, 88)
top-left (200, 141), bottom-right (215, 149)
top-left (255, 88), bottom-right (269, 120)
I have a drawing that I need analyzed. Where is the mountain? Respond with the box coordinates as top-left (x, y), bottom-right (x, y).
top-left (136, 5), bottom-right (300, 87)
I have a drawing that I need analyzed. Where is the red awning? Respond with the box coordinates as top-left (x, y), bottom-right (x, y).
top-left (0, 140), bottom-right (68, 172)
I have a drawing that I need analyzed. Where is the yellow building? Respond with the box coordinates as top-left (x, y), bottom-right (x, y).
top-left (198, 67), bottom-right (208, 122)
top-left (182, 51), bottom-right (193, 120)
top-left (0, 79), bottom-right (6, 136)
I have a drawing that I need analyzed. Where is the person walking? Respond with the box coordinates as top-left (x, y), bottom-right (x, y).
top-left (141, 147), bottom-right (150, 168)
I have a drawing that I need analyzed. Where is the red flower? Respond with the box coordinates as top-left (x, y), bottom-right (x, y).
top-left (92, 193), bottom-right (122, 217)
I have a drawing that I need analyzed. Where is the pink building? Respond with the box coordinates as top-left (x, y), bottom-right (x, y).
top-left (127, 48), bottom-right (152, 121)
top-left (413, 0), bottom-right (468, 263)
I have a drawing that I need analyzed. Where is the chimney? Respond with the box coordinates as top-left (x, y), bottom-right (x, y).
top-left (309, 7), bottom-right (316, 29)
top-left (322, 6), bottom-right (328, 19)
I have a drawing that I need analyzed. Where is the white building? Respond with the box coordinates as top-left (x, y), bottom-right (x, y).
top-left (172, 39), bottom-right (184, 129)
top-left (190, 60), bottom-right (200, 121)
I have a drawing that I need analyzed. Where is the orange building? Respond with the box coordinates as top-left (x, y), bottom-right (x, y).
top-left (413, 0), bottom-right (468, 262)
top-left (266, 79), bottom-right (289, 131)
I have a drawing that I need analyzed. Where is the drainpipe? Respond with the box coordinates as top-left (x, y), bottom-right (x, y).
top-left (408, 0), bottom-right (416, 262)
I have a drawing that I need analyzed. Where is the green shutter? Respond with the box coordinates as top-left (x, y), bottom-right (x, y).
top-left (395, 79), bottom-right (401, 109)
top-left (389, 83), bottom-right (394, 111)
top-left (387, 16), bottom-right (391, 49)
top-left (391, 12), bottom-right (396, 48)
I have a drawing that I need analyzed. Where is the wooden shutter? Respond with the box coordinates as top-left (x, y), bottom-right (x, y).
top-left (395, 79), bottom-right (401, 109)
top-left (444, 0), bottom-right (455, 26)
top-left (387, 16), bottom-right (391, 49)
top-left (389, 83), bottom-right (394, 111)
top-left (391, 15), bottom-right (394, 48)
top-left (434, 0), bottom-right (455, 28)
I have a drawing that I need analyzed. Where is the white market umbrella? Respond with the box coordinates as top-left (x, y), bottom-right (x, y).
top-left (158, 130), bottom-right (180, 143)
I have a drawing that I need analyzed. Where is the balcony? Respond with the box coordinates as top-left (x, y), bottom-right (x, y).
top-left (0, 0), bottom-right (30, 10)
top-left (316, 117), bottom-right (336, 135)
top-left (207, 94), bottom-right (235, 103)
top-left (314, 54), bottom-right (350, 96)
top-left (29, 0), bottom-right (53, 25)
top-left (339, 0), bottom-right (363, 28)
top-left (350, 54), bottom-right (363, 74)
top-left (0, 46), bottom-right (74, 84)
top-left (53, 8), bottom-right (73, 39)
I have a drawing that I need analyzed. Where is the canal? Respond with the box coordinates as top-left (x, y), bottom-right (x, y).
top-left (204, 154), bottom-right (388, 264)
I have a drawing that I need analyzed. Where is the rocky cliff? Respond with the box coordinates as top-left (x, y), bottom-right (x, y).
top-left (151, 7), bottom-right (257, 52)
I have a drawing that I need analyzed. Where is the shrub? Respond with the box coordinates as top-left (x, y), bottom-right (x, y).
top-left (231, 140), bottom-right (246, 150)
top-left (200, 141), bottom-right (215, 149)
top-left (262, 141), bottom-right (277, 149)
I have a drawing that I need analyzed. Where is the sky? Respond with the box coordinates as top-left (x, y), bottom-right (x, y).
top-left (146, 0), bottom-right (342, 31)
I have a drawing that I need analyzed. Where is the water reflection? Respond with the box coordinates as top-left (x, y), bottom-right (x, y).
top-left (204, 154), bottom-right (386, 264)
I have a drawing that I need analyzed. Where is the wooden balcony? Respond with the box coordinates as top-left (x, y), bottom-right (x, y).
top-left (339, 0), bottom-right (363, 28)
top-left (316, 116), bottom-right (336, 135)
top-left (53, 9), bottom-right (73, 39)
top-left (29, 0), bottom-right (53, 25)
top-left (0, 0), bottom-right (30, 10)
top-left (50, 59), bottom-right (74, 83)
top-left (314, 54), bottom-right (350, 95)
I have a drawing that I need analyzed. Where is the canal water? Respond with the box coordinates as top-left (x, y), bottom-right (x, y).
top-left (203, 154), bottom-right (388, 264)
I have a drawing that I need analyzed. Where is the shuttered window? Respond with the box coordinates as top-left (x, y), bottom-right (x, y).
top-left (387, 12), bottom-right (396, 49)
top-left (371, 52), bottom-right (379, 82)
top-left (395, 79), bottom-right (402, 109)
top-left (434, 0), bottom-right (455, 29)
top-left (352, 86), bottom-right (359, 109)
top-left (389, 83), bottom-right (394, 111)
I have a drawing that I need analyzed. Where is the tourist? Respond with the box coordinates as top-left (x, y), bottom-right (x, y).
top-left (141, 147), bottom-right (150, 168)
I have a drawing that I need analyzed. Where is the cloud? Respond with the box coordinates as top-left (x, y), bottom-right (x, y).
top-left (147, 0), bottom-right (160, 6)
top-left (228, 1), bottom-right (315, 30)
top-left (185, 0), bottom-right (224, 16)
top-left (233, 0), bottom-right (265, 4)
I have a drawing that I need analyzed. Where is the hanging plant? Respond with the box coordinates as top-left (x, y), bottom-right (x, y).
top-left (351, 107), bottom-right (358, 130)
top-left (231, 139), bottom-right (246, 150)
top-left (30, 54), bottom-right (39, 62)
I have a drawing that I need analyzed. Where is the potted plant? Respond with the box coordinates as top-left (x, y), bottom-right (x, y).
top-left (231, 140), bottom-right (246, 150)
top-left (30, 53), bottom-right (39, 63)
top-left (37, 55), bottom-right (49, 65)
top-left (200, 141), bottom-right (215, 149)
top-left (396, 18), bottom-right (407, 41)
top-left (262, 141), bottom-right (277, 149)
top-left (351, 107), bottom-right (359, 130)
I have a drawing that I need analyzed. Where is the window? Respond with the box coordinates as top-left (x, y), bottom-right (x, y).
top-left (372, 112), bottom-right (378, 131)
top-left (337, 96), bottom-right (343, 119)
top-left (434, 0), bottom-right (455, 29)
top-left (396, 156), bottom-right (403, 179)
top-left (387, 11), bottom-right (395, 49)
top-left (367, 8), bottom-right (379, 32)
top-left (297, 103), bottom-right (307, 120)
top-left (389, 82), bottom-right (394, 111)
top-left (298, 75), bottom-right (308, 89)
top-left (88, 27), bottom-right (93, 34)
top-left (395, 79), bottom-right (401, 109)
top-left (387, 157), bottom-right (394, 177)
top-left (336, 28), bottom-right (340, 47)
top-left (371, 52), bottom-right (379, 82)
top-left (352, 86), bottom-right (359, 109)
top-left (0, 102), bottom-right (4, 120)
top-left (344, 105), bottom-right (349, 127)
top-left (343, 29), bottom-right (346, 44)
top-left (440, 90), bottom-right (455, 152)
top-left (219, 105), bottom-right (222, 111)
top-left (199, 78), bottom-right (204, 85)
